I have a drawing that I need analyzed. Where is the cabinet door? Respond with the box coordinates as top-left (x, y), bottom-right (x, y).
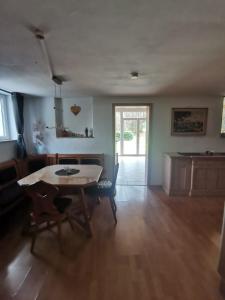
top-left (192, 167), bottom-right (207, 190)
top-left (217, 168), bottom-right (225, 189)
top-left (191, 160), bottom-right (225, 196)
top-left (171, 159), bottom-right (191, 195)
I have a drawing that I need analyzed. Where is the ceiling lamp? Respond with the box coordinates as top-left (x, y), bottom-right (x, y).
top-left (131, 71), bottom-right (139, 80)
top-left (34, 28), bottom-right (64, 85)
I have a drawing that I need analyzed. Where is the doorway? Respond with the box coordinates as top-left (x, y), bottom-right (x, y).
top-left (114, 105), bottom-right (150, 186)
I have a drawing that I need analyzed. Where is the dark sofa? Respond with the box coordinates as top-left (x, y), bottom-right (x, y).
top-left (0, 160), bottom-right (24, 216)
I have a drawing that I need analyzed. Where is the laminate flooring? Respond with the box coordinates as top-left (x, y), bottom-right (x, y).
top-left (0, 186), bottom-right (224, 300)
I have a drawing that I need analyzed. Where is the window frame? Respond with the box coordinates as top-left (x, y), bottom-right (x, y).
top-left (0, 94), bottom-right (10, 141)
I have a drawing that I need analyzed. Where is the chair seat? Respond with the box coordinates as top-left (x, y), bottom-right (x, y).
top-left (98, 179), bottom-right (112, 190)
top-left (85, 163), bottom-right (119, 224)
top-left (85, 179), bottom-right (113, 196)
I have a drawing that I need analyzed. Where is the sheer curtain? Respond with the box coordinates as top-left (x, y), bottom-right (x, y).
top-left (12, 92), bottom-right (27, 158)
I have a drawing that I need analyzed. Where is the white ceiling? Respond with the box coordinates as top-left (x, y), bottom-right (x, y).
top-left (1, 0), bottom-right (225, 97)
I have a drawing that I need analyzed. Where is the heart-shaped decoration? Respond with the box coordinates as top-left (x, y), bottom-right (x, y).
top-left (70, 105), bottom-right (81, 115)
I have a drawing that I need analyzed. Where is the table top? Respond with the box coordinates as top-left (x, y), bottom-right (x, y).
top-left (18, 164), bottom-right (103, 187)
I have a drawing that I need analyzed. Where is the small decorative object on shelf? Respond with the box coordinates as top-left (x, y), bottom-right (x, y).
top-left (89, 128), bottom-right (94, 138)
top-left (56, 127), bottom-right (85, 137)
top-left (54, 126), bottom-right (94, 138)
top-left (85, 127), bottom-right (89, 137)
top-left (70, 104), bottom-right (81, 116)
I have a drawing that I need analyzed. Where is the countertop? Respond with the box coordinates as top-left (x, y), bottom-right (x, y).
top-left (165, 152), bottom-right (225, 159)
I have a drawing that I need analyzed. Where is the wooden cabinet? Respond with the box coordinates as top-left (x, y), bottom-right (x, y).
top-left (163, 153), bottom-right (225, 196)
top-left (190, 158), bottom-right (225, 196)
top-left (163, 155), bottom-right (191, 196)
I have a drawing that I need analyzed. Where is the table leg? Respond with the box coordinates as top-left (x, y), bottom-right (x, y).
top-left (80, 187), bottom-right (93, 237)
top-left (69, 187), bottom-right (93, 237)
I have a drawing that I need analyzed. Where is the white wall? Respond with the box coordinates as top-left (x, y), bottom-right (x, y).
top-left (24, 95), bottom-right (225, 185)
top-left (61, 97), bottom-right (93, 134)
top-left (0, 141), bottom-right (16, 162)
top-left (150, 96), bottom-right (225, 184)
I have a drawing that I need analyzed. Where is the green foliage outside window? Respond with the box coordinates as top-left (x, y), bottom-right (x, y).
top-left (115, 131), bottom-right (134, 142)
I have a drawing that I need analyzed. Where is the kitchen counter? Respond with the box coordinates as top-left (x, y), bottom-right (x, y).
top-left (163, 152), bottom-right (225, 196)
top-left (166, 152), bottom-right (225, 158)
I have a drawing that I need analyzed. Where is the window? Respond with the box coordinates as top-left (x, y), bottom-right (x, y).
top-left (0, 94), bottom-right (9, 140)
top-left (123, 111), bottom-right (146, 118)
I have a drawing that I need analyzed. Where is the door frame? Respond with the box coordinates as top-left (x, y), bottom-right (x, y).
top-left (112, 103), bottom-right (152, 186)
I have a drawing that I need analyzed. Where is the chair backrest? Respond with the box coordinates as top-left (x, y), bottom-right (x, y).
top-left (27, 155), bottom-right (47, 174)
top-left (111, 163), bottom-right (119, 191)
top-left (80, 158), bottom-right (101, 165)
top-left (26, 181), bottom-right (59, 223)
top-left (58, 158), bottom-right (79, 165)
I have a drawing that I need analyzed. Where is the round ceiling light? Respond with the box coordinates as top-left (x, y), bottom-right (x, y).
top-left (131, 71), bottom-right (139, 79)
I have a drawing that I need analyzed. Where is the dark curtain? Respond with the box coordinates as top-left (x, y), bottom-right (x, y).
top-left (12, 93), bottom-right (27, 159)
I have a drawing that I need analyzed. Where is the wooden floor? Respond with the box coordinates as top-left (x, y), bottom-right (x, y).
top-left (117, 156), bottom-right (146, 185)
top-left (0, 186), bottom-right (225, 300)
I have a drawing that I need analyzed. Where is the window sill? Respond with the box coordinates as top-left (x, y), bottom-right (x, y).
top-left (0, 139), bottom-right (16, 143)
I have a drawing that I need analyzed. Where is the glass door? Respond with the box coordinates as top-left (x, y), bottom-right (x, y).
top-left (115, 107), bottom-right (148, 156)
top-left (121, 118), bottom-right (147, 155)
top-left (122, 119), bottom-right (138, 155)
top-left (138, 119), bottom-right (146, 155)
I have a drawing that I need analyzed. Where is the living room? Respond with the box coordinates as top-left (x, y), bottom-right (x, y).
top-left (1, 1), bottom-right (225, 299)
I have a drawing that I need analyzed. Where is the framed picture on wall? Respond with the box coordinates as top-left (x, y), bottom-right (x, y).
top-left (171, 108), bottom-right (208, 136)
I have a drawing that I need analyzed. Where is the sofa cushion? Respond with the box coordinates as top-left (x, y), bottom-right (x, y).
top-left (0, 182), bottom-right (23, 208)
top-left (0, 167), bottom-right (17, 185)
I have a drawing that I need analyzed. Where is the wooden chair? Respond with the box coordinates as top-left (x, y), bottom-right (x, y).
top-left (26, 154), bottom-right (48, 174)
top-left (80, 158), bottom-right (102, 165)
top-left (86, 163), bottom-right (119, 224)
top-left (46, 154), bottom-right (57, 165)
top-left (58, 158), bottom-right (79, 164)
top-left (56, 153), bottom-right (105, 181)
top-left (57, 154), bottom-right (79, 165)
top-left (25, 180), bottom-right (74, 253)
